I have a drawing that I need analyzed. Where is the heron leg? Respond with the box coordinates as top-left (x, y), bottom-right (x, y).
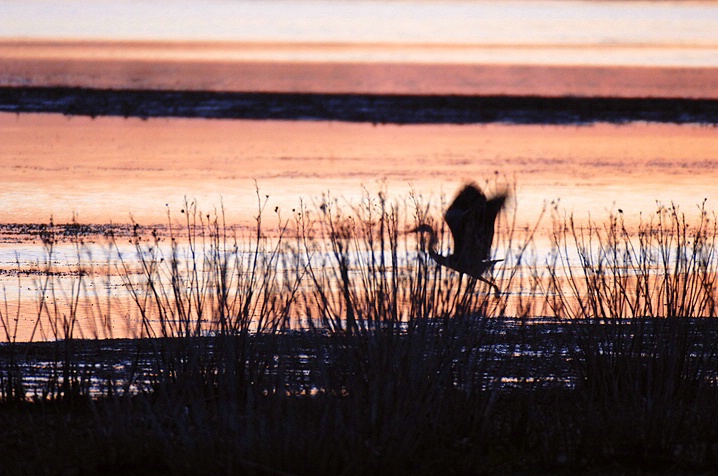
top-left (476, 275), bottom-right (501, 296)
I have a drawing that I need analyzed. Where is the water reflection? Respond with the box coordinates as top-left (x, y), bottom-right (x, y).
top-left (3, 0), bottom-right (718, 68)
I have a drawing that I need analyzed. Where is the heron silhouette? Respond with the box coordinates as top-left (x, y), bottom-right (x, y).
top-left (411, 183), bottom-right (508, 295)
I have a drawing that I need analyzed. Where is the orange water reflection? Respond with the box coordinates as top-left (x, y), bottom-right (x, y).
top-left (2, 113), bottom-right (718, 342)
top-left (3, 42), bottom-right (718, 98)
top-left (1, 113), bottom-right (716, 228)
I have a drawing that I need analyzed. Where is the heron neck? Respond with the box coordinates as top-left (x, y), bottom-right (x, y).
top-left (426, 230), bottom-right (448, 267)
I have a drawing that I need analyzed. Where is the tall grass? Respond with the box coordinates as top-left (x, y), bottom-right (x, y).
top-left (545, 202), bottom-right (718, 466)
top-left (2, 190), bottom-right (718, 474)
top-left (546, 201), bottom-right (718, 320)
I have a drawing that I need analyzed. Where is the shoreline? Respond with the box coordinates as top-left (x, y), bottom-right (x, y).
top-left (3, 86), bottom-right (718, 125)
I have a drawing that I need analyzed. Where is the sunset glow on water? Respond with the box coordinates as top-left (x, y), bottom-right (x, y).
top-left (3, 1), bottom-right (718, 66)
top-left (5, 7), bottom-right (718, 475)
top-left (1, 114), bottom-right (717, 227)
top-left (2, 0), bottom-right (718, 341)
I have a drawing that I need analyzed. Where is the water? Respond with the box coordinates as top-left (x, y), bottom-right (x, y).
top-left (1, 115), bottom-right (717, 342)
top-left (2, 0), bottom-right (718, 66)
top-left (1, 115), bottom-right (714, 226)
top-left (2, 1), bottom-right (718, 342)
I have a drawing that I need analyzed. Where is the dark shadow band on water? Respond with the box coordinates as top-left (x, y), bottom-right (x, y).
top-left (1, 86), bottom-right (718, 125)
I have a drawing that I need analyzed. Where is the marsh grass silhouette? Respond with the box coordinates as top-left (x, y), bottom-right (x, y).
top-left (1, 189), bottom-right (718, 475)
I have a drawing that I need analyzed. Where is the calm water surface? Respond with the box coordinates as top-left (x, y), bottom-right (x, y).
top-left (3, 0), bottom-right (718, 66)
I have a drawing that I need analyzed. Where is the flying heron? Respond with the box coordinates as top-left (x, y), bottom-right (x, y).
top-left (410, 182), bottom-right (508, 295)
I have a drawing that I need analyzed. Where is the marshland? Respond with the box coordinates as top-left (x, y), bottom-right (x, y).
top-left (4, 0), bottom-right (718, 474)
top-left (2, 186), bottom-right (718, 475)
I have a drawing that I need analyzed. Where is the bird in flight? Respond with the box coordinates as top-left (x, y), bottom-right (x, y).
top-left (411, 182), bottom-right (508, 295)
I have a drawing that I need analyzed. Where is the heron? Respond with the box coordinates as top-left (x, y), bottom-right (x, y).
top-left (410, 182), bottom-right (508, 295)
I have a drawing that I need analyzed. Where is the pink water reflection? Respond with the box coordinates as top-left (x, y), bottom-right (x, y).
top-left (1, 113), bottom-right (716, 228)
top-left (2, 113), bottom-right (718, 341)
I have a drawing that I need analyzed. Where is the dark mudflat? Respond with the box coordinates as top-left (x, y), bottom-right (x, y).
top-left (2, 86), bottom-right (718, 124)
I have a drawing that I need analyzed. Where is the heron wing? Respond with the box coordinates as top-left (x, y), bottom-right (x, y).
top-left (444, 183), bottom-right (486, 254)
top-left (445, 183), bottom-right (507, 263)
top-left (473, 193), bottom-right (507, 261)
